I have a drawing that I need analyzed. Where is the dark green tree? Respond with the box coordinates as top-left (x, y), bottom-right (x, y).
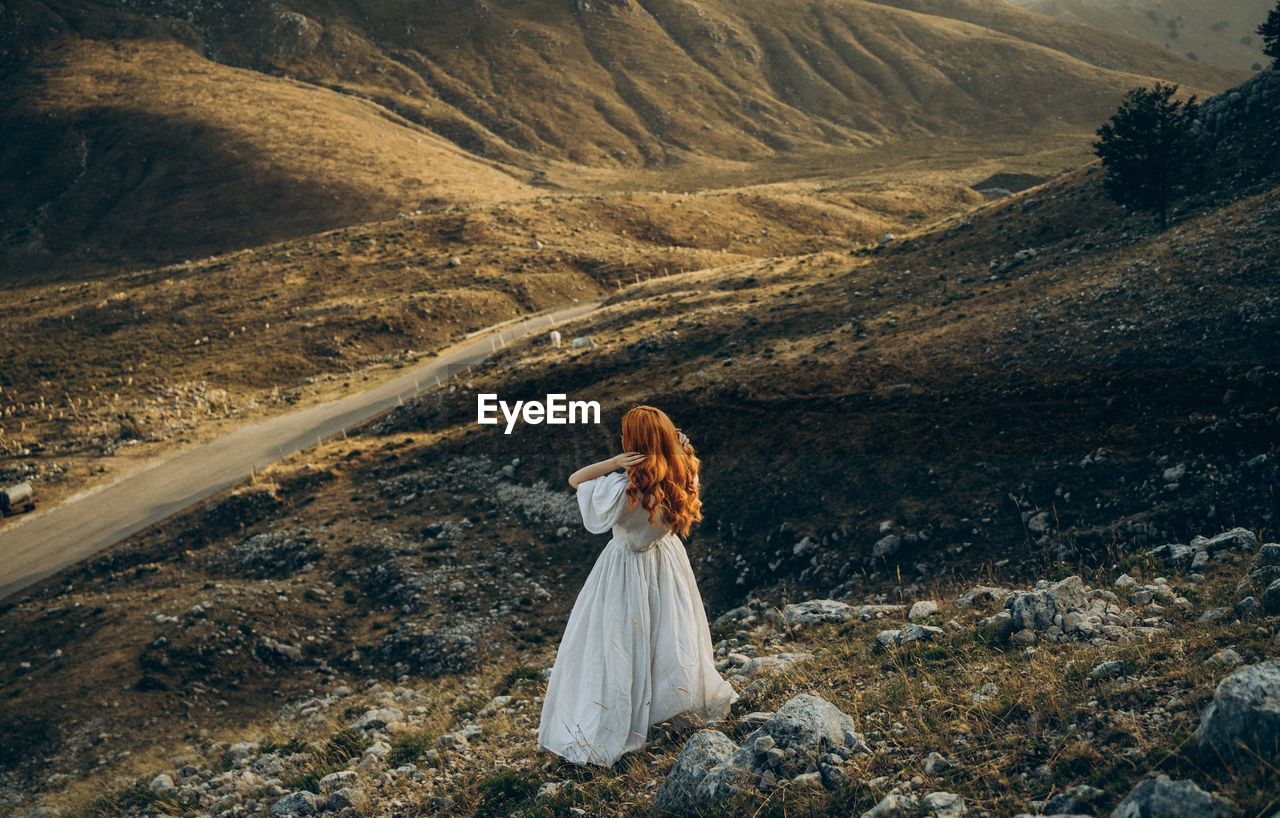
top-left (1259, 2), bottom-right (1280, 68)
top-left (1093, 83), bottom-right (1201, 231)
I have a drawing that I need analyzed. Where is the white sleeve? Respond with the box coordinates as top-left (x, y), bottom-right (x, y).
top-left (576, 471), bottom-right (629, 533)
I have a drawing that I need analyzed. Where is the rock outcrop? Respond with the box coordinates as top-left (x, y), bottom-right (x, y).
top-left (1193, 660), bottom-right (1280, 764)
top-left (657, 694), bottom-right (866, 808)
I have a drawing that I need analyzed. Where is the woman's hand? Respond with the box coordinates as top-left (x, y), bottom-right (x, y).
top-left (569, 453), bottom-right (644, 488)
top-left (611, 452), bottom-right (646, 469)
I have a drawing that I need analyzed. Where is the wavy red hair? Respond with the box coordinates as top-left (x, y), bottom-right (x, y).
top-left (621, 406), bottom-right (702, 537)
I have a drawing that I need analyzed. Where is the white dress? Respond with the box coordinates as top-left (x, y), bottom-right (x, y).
top-left (537, 471), bottom-right (738, 766)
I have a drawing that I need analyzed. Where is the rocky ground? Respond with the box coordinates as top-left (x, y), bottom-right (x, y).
top-left (7, 526), bottom-right (1277, 817)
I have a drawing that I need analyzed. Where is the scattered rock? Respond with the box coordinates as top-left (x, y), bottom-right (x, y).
top-left (1110, 775), bottom-right (1231, 818)
top-left (1263, 579), bottom-right (1280, 615)
top-left (909, 601), bottom-right (940, 621)
top-left (955, 586), bottom-right (1011, 609)
top-left (1044, 783), bottom-right (1104, 815)
top-left (874, 534), bottom-right (902, 558)
top-left (877, 624), bottom-right (945, 648)
top-left (148, 773), bottom-right (174, 794)
top-left (270, 791), bottom-right (320, 817)
top-left (1207, 649), bottom-right (1243, 668)
top-left (1007, 576), bottom-right (1086, 631)
top-left (353, 707), bottom-right (402, 730)
top-left (924, 751), bottom-right (950, 775)
top-left (922, 791), bottom-right (967, 817)
top-left (862, 793), bottom-right (919, 818)
top-left (1089, 660), bottom-right (1125, 680)
top-left (976, 611), bottom-right (1014, 644)
top-left (783, 599), bottom-right (853, 626)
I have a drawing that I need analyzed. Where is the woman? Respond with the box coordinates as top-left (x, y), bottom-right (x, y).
top-left (537, 406), bottom-right (738, 767)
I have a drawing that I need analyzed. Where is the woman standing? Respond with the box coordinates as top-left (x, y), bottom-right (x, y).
top-left (538, 406), bottom-right (737, 767)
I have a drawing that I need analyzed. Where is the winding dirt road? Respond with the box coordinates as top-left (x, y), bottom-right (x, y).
top-left (0, 302), bottom-right (599, 601)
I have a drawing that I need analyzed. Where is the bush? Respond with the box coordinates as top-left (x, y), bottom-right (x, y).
top-left (476, 769), bottom-right (541, 817)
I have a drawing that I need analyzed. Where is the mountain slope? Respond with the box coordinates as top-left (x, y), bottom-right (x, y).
top-left (0, 0), bottom-right (1245, 277)
top-left (1009, 0), bottom-right (1276, 70)
top-left (0, 36), bottom-right (531, 280)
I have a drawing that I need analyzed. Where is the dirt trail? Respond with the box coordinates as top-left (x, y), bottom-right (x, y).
top-left (0, 302), bottom-right (600, 601)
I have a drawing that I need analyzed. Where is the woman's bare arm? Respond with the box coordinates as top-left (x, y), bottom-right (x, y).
top-left (569, 453), bottom-right (646, 489)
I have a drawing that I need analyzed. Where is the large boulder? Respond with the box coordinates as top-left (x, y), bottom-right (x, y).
top-left (660, 694), bottom-right (864, 807)
top-left (1110, 775), bottom-right (1232, 818)
top-left (1193, 660), bottom-right (1280, 764)
top-left (654, 730), bottom-right (737, 811)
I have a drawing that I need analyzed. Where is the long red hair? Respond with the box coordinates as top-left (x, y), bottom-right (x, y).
top-left (621, 406), bottom-right (702, 537)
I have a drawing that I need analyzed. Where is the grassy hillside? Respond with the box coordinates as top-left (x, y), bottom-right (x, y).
top-left (1, 0), bottom-right (1243, 277)
top-left (0, 180), bottom-right (979, 511)
top-left (1009, 0), bottom-right (1276, 71)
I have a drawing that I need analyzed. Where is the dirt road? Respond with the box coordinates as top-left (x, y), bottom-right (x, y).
top-left (0, 302), bottom-right (599, 601)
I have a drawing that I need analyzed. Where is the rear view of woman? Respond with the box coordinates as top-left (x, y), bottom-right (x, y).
top-left (538, 405), bottom-right (738, 767)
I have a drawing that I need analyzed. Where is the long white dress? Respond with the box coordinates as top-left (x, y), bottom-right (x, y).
top-left (537, 471), bottom-right (738, 766)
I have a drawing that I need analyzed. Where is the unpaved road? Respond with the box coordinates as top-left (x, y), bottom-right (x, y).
top-left (0, 302), bottom-right (599, 601)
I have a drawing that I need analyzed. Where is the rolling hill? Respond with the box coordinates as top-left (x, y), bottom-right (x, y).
top-left (1, 0), bottom-right (1244, 278)
top-left (1009, 0), bottom-right (1276, 70)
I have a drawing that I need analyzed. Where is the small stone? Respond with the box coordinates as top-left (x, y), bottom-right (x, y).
top-left (270, 791), bottom-right (319, 817)
top-left (436, 733), bottom-right (468, 751)
top-left (898, 624), bottom-right (945, 645)
top-left (536, 781), bottom-right (569, 801)
top-left (327, 788), bottom-right (359, 811)
top-left (861, 793), bottom-right (919, 818)
top-left (922, 790), bottom-right (966, 817)
top-left (783, 599), bottom-right (854, 626)
top-left (1207, 649), bottom-right (1243, 668)
top-left (149, 773), bottom-right (174, 793)
top-left (319, 770), bottom-right (358, 794)
top-left (1089, 660), bottom-right (1125, 680)
top-left (909, 601), bottom-right (940, 621)
top-left (1263, 579), bottom-right (1280, 615)
top-left (1043, 783), bottom-right (1104, 815)
top-left (353, 707), bottom-right (402, 730)
top-left (876, 629), bottom-right (903, 648)
top-left (1258, 543), bottom-right (1280, 566)
top-left (1235, 596), bottom-right (1261, 619)
top-left (977, 611), bottom-right (1014, 644)
top-left (873, 534), bottom-right (902, 558)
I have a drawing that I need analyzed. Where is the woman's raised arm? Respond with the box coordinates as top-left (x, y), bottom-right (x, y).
top-left (569, 453), bottom-right (645, 489)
